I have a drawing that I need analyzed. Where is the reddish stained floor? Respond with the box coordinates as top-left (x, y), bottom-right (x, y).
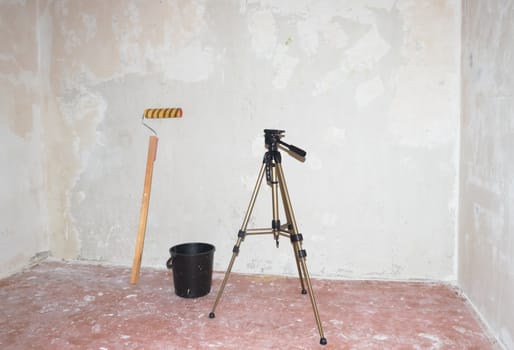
top-left (0, 261), bottom-right (500, 349)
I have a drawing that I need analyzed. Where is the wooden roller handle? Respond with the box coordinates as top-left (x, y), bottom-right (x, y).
top-left (130, 135), bottom-right (159, 284)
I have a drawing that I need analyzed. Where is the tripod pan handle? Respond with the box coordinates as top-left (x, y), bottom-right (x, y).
top-left (288, 144), bottom-right (306, 158)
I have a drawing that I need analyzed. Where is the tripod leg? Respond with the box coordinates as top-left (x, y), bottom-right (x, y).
top-left (291, 237), bottom-right (307, 294)
top-left (276, 163), bottom-right (327, 345)
top-left (276, 162), bottom-right (306, 292)
top-left (277, 169), bottom-right (307, 294)
top-left (209, 235), bottom-right (242, 318)
top-left (209, 162), bottom-right (267, 318)
top-left (270, 162), bottom-right (281, 247)
top-left (298, 254), bottom-right (327, 345)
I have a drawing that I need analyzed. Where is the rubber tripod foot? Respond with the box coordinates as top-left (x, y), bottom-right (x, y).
top-left (320, 337), bottom-right (327, 345)
top-left (301, 289), bottom-right (307, 295)
top-left (209, 312), bottom-right (215, 318)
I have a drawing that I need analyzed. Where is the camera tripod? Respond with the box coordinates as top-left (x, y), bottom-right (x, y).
top-left (209, 129), bottom-right (327, 346)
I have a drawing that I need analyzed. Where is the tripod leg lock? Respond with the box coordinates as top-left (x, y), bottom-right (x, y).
top-left (290, 233), bottom-right (304, 243)
top-left (298, 249), bottom-right (307, 258)
top-left (232, 245), bottom-right (240, 254)
top-left (272, 220), bottom-right (281, 248)
top-left (238, 230), bottom-right (246, 239)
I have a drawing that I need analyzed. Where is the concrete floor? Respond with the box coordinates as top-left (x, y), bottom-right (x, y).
top-left (0, 261), bottom-right (500, 349)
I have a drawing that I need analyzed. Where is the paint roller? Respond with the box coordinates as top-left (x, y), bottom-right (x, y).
top-left (144, 108), bottom-right (183, 119)
top-left (130, 107), bottom-right (183, 285)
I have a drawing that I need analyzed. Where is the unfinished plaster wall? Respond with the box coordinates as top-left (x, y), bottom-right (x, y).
top-left (0, 1), bottom-right (48, 277)
top-left (0, 0), bottom-right (460, 281)
top-left (39, 0), bottom-right (460, 281)
top-left (459, 1), bottom-right (514, 348)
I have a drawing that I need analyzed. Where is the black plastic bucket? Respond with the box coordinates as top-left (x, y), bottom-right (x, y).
top-left (166, 242), bottom-right (215, 298)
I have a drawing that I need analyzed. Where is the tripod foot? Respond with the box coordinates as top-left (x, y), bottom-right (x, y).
top-left (209, 312), bottom-right (215, 319)
top-left (320, 337), bottom-right (327, 345)
top-left (301, 289), bottom-right (307, 295)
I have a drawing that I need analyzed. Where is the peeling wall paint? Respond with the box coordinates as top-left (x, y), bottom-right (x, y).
top-left (1, 0), bottom-right (461, 282)
top-left (459, 1), bottom-right (514, 348)
top-left (0, 0), bottom-right (48, 277)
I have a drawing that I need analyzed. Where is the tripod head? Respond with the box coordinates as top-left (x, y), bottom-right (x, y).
top-left (264, 129), bottom-right (307, 158)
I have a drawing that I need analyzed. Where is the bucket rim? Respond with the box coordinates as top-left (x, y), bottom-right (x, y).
top-left (169, 242), bottom-right (215, 256)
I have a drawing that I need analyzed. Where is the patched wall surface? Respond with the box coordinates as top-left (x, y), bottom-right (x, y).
top-left (0, 0), bottom-right (49, 277)
top-left (459, 1), bottom-right (514, 348)
top-left (2, 0), bottom-right (461, 281)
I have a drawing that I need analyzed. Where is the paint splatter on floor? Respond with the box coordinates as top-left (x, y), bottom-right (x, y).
top-left (0, 261), bottom-right (500, 349)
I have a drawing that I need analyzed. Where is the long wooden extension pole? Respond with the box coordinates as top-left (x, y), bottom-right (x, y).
top-left (130, 135), bottom-right (158, 284)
